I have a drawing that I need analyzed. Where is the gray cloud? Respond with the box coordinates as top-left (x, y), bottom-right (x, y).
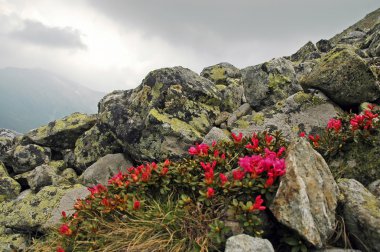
top-left (11, 19), bottom-right (86, 49)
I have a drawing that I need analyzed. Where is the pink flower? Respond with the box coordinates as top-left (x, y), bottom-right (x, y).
top-left (219, 173), bottom-right (228, 186)
top-left (212, 141), bottom-right (217, 147)
top-left (59, 224), bottom-right (72, 236)
top-left (161, 167), bottom-right (169, 176)
top-left (188, 143), bottom-right (210, 156)
top-left (57, 246), bottom-right (65, 252)
top-left (231, 132), bottom-right (243, 143)
top-left (200, 161), bottom-right (217, 173)
top-left (188, 146), bottom-right (198, 155)
top-left (206, 187), bottom-right (215, 198)
top-left (252, 195), bottom-right (266, 211)
top-left (265, 133), bottom-right (273, 145)
top-left (308, 134), bottom-right (320, 147)
top-left (61, 211), bottom-right (67, 218)
top-left (233, 169), bottom-right (245, 181)
top-left (133, 200), bottom-right (141, 210)
top-left (88, 184), bottom-right (107, 196)
top-left (327, 118), bottom-right (342, 133)
top-left (299, 132), bottom-right (306, 137)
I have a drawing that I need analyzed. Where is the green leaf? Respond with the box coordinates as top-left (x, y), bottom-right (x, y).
top-left (300, 244), bottom-right (307, 252)
top-left (284, 237), bottom-right (299, 246)
top-left (291, 246), bottom-right (300, 252)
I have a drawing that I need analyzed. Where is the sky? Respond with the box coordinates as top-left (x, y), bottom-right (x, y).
top-left (0, 0), bottom-right (379, 93)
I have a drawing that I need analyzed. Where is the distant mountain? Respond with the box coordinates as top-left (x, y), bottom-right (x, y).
top-left (0, 67), bottom-right (105, 133)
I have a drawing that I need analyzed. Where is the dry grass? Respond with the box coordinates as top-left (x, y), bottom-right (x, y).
top-left (29, 196), bottom-right (218, 252)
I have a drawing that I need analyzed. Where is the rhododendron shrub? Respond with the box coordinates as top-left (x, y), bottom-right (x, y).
top-left (53, 130), bottom-right (288, 251)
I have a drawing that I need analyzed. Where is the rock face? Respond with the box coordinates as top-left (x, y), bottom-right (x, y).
top-left (79, 153), bottom-right (133, 186)
top-left (99, 66), bottom-right (222, 161)
top-left (10, 144), bottom-right (51, 173)
top-left (242, 57), bottom-right (302, 111)
top-left (368, 179), bottom-right (380, 199)
top-left (25, 112), bottom-right (96, 150)
top-left (0, 161), bottom-right (21, 202)
top-left (73, 124), bottom-right (122, 173)
top-left (232, 90), bottom-right (342, 139)
top-left (202, 127), bottom-right (231, 146)
top-left (270, 138), bottom-right (339, 248)
top-left (225, 234), bottom-right (274, 252)
top-left (338, 179), bottom-right (380, 252)
top-left (200, 62), bottom-right (244, 112)
top-left (290, 41), bottom-right (319, 62)
top-left (0, 185), bottom-right (86, 233)
top-left (327, 132), bottom-right (380, 186)
top-left (300, 46), bottom-right (380, 106)
top-left (0, 128), bottom-right (20, 161)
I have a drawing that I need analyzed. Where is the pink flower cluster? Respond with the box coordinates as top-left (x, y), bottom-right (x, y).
top-left (350, 110), bottom-right (378, 131)
top-left (237, 148), bottom-right (286, 187)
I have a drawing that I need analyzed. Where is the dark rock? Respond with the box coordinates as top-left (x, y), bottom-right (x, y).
top-left (290, 41), bottom-right (318, 62)
top-left (10, 144), bottom-right (51, 173)
top-left (316, 39), bottom-right (333, 53)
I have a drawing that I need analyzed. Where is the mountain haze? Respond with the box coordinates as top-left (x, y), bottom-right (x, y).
top-left (0, 68), bottom-right (104, 133)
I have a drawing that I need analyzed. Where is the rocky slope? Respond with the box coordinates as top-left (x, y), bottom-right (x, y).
top-left (1, 7), bottom-right (380, 252)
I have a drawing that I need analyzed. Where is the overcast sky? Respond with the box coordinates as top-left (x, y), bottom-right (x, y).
top-left (0, 0), bottom-right (379, 92)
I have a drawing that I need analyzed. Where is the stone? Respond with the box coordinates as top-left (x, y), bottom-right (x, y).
top-left (0, 184), bottom-right (86, 233)
top-left (60, 168), bottom-right (78, 184)
top-left (227, 103), bottom-right (252, 127)
top-left (79, 153), bottom-right (133, 186)
top-left (232, 90), bottom-right (342, 140)
top-left (327, 132), bottom-right (380, 186)
top-left (339, 30), bottom-right (367, 45)
top-left (73, 124), bottom-right (122, 173)
top-left (43, 185), bottom-right (89, 230)
top-left (368, 179), bottom-right (380, 199)
top-left (10, 144), bottom-right (51, 173)
top-left (202, 127), bottom-right (231, 146)
top-left (0, 128), bottom-right (20, 161)
top-left (367, 32), bottom-right (380, 57)
top-left (316, 39), bottom-right (333, 53)
top-left (200, 62), bottom-right (241, 85)
top-left (0, 177), bottom-right (21, 202)
top-left (338, 179), bottom-right (380, 252)
top-left (242, 57), bottom-right (302, 111)
top-left (300, 45), bottom-right (380, 106)
top-left (24, 164), bottom-right (61, 192)
top-left (290, 41), bottom-right (318, 62)
top-left (270, 138), bottom-right (339, 248)
top-left (99, 67), bottom-right (222, 161)
top-left (25, 112), bottom-right (97, 150)
top-left (214, 111), bottom-right (231, 126)
top-left (0, 226), bottom-right (28, 252)
top-left (225, 234), bottom-right (274, 252)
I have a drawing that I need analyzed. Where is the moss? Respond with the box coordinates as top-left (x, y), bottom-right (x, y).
top-left (363, 193), bottom-right (380, 218)
top-left (149, 109), bottom-right (202, 138)
top-left (151, 82), bottom-right (164, 101)
top-left (216, 85), bottom-right (227, 91)
top-left (48, 160), bottom-right (66, 172)
top-left (252, 113), bottom-right (265, 126)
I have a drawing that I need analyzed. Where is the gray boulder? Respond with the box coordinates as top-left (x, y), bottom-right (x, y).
top-left (232, 91), bottom-right (342, 140)
top-left (368, 179), bottom-right (380, 199)
top-left (0, 161), bottom-right (21, 202)
top-left (300, 45), bottom-right (380, 106)
top-left (202, 127), bottom-right (231, 146)
top-left (73, 124), bottom-right (122, 173)
top-left (79, 153), bottom-right (133, 186)
top-left (270, 138), bottom-right (339, 248)
top-left (225, 234), bottom-right (274, 252)
top-left (290, 41), bottom-right (319, 62)
top-left (10, 144), bottom-right (51, 173)
top-left (99, 67), bottom-right (222, 161)
top-left (338, 179), bottom-right (380, 252)
top-left (316, 39), bottom-right (333, 53)
top-left (242, 57), bottom-right (302, 111)
top-left (25, 112), bottom-right (96, 150)
top-left (0, 129), bottom-right (20, 161)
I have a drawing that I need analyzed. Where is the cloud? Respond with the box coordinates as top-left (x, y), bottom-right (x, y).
top-left (11, 19), bottom-right (86, 49)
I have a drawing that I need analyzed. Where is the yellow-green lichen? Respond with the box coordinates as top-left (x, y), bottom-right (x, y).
top-left (151, 82), bottom-right (164, 101)
top-left (149, 109), bottom-right (202, 138)
top-left (48, 160), bottom-right (66, 172)
top-left (268, 73), bottom-right (291, 89)
top-left (252, 113), bottom-right (265, 126)
top-left (210, 67), bottom-right (226, 82)
top-left (190, 114), bottom-right (211, 134)
top-left (234, 119), bottom-right (250, 129)
top-left (294, 92), bottom-right (312, 104)
top-left (216, 85), bottom-right (227, 91)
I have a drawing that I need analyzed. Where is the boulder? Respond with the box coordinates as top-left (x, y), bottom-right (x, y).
top-left (99, 67), bottom-right (222, 161)
top-left (225, 234), bottom-right (274, 252)
top-left (25, 112), bottom-right (97, 150)
top-left (368, 179), bottom-right (380, 199)
top-left (0, 128), bottom-right (20, 161)
top-left (79, 153), bottom-right (133, 186)
top-left (270, 138), bottom-right (339, 248)
top-left (316, 39), bottom-right (333, 53)
top-left (0, 162), bottom-right (21, 201)
top-left (227, 103), bottom-right (252, 127)
top-left (232, 90), bottom-right (342, 140)
top-left (241, 57), bottom-right (302, 111)
top-left (0, 226), bottom-right (28, 252)
top-left (10, 144), bottom-right (51, 173)
top-left (201, 62), bottom-right (244, 112)
top-left (21, 165), bottom-right (61, 192)
top-left (327, 132), bottom-right (380, 186)
top-left (73, 124), bottom-right (122, 173)
top-left (300, 45), bottom-right (380, 106)
top-left (61, 168), bottom-right (78, 184)
top-left (202, 127), bottom-right (231, 146)
top-left (338, 179), bottom-right (380, 252)
top-left (290, 41), bottom-right (319, 62)
top-left (0, 184), bottom-right (87, 233)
